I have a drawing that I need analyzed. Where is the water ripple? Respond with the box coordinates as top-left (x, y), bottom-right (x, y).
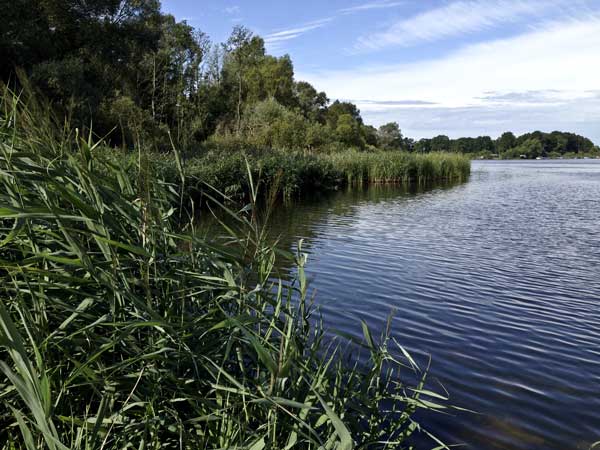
top-left (268, 160), bottom-right (600, 450)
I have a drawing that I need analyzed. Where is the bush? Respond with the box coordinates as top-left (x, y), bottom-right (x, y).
top-left (241, 99), bottom-right (309, 150)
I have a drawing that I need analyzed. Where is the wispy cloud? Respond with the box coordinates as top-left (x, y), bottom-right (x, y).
top-left (476, 90), bottom-right (567, 105)
top-left (263, 0), bottom-right (404, 51)
top-left (348, 99), bottom-right (438, 107)
top-left (339, 1), bottom-right (405, 14)
top-left (354, 0), bottom-right (572, 51)
top-left (264, 18), bottom-right (333, 45)
top-left (224, 6), bottom-right (241, 15)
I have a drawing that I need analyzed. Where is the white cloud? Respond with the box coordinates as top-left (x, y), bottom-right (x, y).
top-left (263, 0), bottom-right (404, 51)
top-left (224, 6), bottom-right (241, 15)
top-left (354, 0), bottom-right (576, 51)
top-left (339, 1), bottom-right (405, 14)
top-left (298, 16), bottom-right (600, 141)
top-left (264, 18), bottom-right (333, 45)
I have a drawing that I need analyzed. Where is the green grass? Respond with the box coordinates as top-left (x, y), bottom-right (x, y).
top-left (0, 92), bottom-right (458, 448)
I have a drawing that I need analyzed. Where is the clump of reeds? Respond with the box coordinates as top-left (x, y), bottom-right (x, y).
top-left (321, 151), bottom-right (471, 186)
top-left (102, 148), bottom-right (471, 205)
top-left (0, 88), bottom-right (454, 450)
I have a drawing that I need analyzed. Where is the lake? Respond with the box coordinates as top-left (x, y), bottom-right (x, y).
top-left (266, 160), bottom-right (600, 450)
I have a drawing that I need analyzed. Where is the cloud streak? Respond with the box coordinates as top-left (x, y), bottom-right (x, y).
top-left (345, 99), bottom-right (438, 107)
top-left (339, 1), bottom-right (405, 14)
top-left (354, 0), bottom-right (573, 51)
top-left (264, 18), bottom-right (333, 45)
top-left (224, 6), bottom-right (241, 15)
top-left (476, 90), bottom-right (567, 105)
top-left (263, 0), bottom-right (404, 50)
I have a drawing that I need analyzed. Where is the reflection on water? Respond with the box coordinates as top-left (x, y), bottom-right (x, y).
top-left (259, 161), bottom-right (600, 450)
top-left (263, 181), bottom-right (464, 259)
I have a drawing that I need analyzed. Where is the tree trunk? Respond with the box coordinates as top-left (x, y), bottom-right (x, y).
top-left (237, 73), bottom-right (242, 135)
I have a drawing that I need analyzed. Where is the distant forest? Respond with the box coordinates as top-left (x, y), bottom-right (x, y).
top-left (2, 1), bottom-right (598, 157)
top-left (413, 131), bottom-right (597, 159)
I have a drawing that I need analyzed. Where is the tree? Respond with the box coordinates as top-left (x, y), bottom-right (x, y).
top-left (335, 113), bottom-right (362, 147)
top-left (377, 122), bottom-right (403, 150)
top-left (503, 138), bottom-right (543, 159)
top-left (430, 135), bottom-right (450, 152)
top-left (475, 136), bottom-right (494, 153)
top-left (224, 25), bottom-right (264, 134)
top-left (134, 15), bottom-right (210, 146)
top-left (1, 0), bottom-right (52, 80)
top-left (362, 125), bottom-right (379, 147)
top-left (258, 55), bottom-right (295, 106)
top-left (495, 131), bottom-right (517, 154)
top-left (325, 101), bottom-right (363, 129)
top-left (294, 81), bottom-right (328, 123)
top-left (321, 101), bottom-right (364, 148)
top-left (3, 0), bottom-right (170, 141)
top-left (414, 139), bottom-right (431, 153)
top-left (241, 98), bottom-right (308, 150)
top-left (306, 123), bottom-right (332, 151)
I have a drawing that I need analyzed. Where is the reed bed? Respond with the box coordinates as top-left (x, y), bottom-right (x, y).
top-left (102, 149), bottom-right (470, 203)
top-left (322, 151), bottom-right (471, 186)
top-left (0, 92), bottom-right (456, 448)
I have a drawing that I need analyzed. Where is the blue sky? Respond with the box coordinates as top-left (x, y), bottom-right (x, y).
top-left (162, 0), bottom-right (600, 143)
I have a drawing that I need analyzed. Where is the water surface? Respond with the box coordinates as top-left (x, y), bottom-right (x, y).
top-left (267, 160), bottom-right (600, 450)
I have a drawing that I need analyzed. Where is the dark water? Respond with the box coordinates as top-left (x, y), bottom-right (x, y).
top-left (266, 160), bottom-right (600, 450)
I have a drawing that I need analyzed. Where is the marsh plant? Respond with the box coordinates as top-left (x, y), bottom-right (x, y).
top-left (0, 90), bottom-right (454, 449)
top-left (103, 148), bottom-right (471, 205)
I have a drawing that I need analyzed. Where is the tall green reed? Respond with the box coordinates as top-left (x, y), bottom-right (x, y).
top-left (0, 88), bottom-right (456, 449)
top-left (322, 151), bottom-right (471, 186)
top-left (102, 149), bottom-right (471, 205)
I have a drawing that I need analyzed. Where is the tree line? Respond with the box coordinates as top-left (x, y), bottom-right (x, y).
top-left (411, 131), bottom-right (598, 158)
top-left (2, 0), bottom-right (597, 157)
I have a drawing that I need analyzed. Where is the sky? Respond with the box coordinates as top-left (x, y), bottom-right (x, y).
top-left (161, 0), bottom-right (600, 143)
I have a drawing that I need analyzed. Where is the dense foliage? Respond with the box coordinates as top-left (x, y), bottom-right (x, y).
top-left (3, 1), bottom-right (595, 158)
top-left (0, 89), bottom-right (459, 450)
top-left (1, 0), bottom-right (375, 152)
